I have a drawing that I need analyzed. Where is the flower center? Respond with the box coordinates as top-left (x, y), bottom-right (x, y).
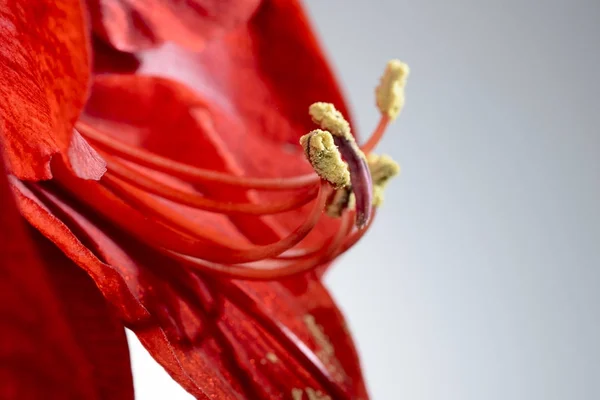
top-left (52, 60), bottom-right (408, 281)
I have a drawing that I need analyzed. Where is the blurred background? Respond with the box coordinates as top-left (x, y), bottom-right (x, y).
top-left (128, 0), bottom-right (600, 398)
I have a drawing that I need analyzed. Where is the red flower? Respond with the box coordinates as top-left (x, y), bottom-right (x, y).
top-left (0, 0), bottom-right (408, 399)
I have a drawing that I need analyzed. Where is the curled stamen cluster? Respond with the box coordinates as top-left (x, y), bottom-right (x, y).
top-left (300, 130), bottom-right (350, 189)
top-left (302, 102), bottom-right (373, 228)
top-left (63, 59), bottom-right (407, 285)
top-left (376, 59), bottom-right (410, 120)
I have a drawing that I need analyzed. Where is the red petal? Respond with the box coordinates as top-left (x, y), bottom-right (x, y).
top-left (82, 74), bottom-right (285, 244)
top-left (87, 0), bottom-right (262, 52)
top-left (141, 0), bottom-right (352, 172)
top-left (12, 179), bottom-right (246, 398)
top-left (0, 1), bottom-right (101, 180)
top-left (68, 129), bottom-right (107, 180)
top-left (139, 0), bottom-right (352, 240)
top-left (13, 175), bottom-right (369, 398)
top-left (209, 277), bottom-right (371, 399)
top-left (0, 163), bottom-right (132, 398)
top-left (34, 233), bottom-right (135, 399)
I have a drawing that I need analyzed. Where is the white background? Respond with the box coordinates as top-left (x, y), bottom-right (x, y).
top-left (128, 0), bottom-right (600, 399)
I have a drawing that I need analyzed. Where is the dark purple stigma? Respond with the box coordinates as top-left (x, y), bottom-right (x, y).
top-left (333, 136), bottom-right (373, 228)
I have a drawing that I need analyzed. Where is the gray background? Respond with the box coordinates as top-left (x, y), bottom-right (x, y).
top-left (128, 1), bottom-right (600, 399)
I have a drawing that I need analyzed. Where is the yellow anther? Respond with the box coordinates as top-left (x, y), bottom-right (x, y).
top-left (367, 153), bottom-right (400, 186)
top-left (324, 153), bottom-right (400, 214)
top-left (367, 153), bottom-right (400, 207)
top-left (300, 129), bottom-right (351, 188)
top-left (371, 186), bottom-right (384, 207)
top-left (375, 59), bottom-right (410, 120)
top-left (309, 102), bottom-right (352, 139)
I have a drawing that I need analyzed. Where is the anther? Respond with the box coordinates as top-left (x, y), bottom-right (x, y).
top-left (325, 153), bottom-right (400, 215)
top-left (300, 129), bottom-right (350, 189)
top-left (309, 102), bottom-right (352, 139)
top-left (367, 153), bottom-right (400, 207)
top-left (375, 59), bottom-right (410, 120)
top-left (368, 154), bottom-right (400, 186)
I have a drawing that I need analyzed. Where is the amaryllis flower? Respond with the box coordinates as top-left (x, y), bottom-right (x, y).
top-left (0, 0), bottom-right (409, 399)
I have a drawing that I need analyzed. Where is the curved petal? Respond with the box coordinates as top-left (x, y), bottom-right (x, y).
top-left (13, 174), bottom-right (369, 399)
top-left (209, 276), bottom-right (371, 399)
top-left (12, 178), bottom-right (246, 399)
top-left (87, 0), bottom-right (261, 52)
top-left (34, 233), bottom-right (135, 399)
top-left (0, 164), bottom-right (132, 398)
top-left (0, 0), bottom-right (102, 180)
top-left (231, 276), bottom-right (370, 398)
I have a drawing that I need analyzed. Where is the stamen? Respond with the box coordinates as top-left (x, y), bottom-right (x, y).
top-left (54, 129), bottom-right (361, 271)
top-left (276, 212), bottom-right (355, 261)
top-left (300, 130), bottom-right (350, 189)
top-left (309, 103), bottom-right (352, 139)
top-left (166, 212), bottom-right (353, 280)
top-left (335, 210), bottom-right (375, 255)
top-left (78, 121), bottom-right (320, 191)
top-left (368, 154), bottom-right (400, 184)
top-left (375, 59), bottom-right (410, 121)
top-left (103, 174), bottom-right (331, 264)
top-left (104, 156), bottom-right (318, 215)
top-left (367, 154), bottom-right (400, 207)
top-left (360, 115), bottom-right (389, 154)
top-left (362, 60), bottom-right (410, 153)
top-left (52, 163), bottom-right (234, 260)
top-left (323, 153), bottom-right (400, 216)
